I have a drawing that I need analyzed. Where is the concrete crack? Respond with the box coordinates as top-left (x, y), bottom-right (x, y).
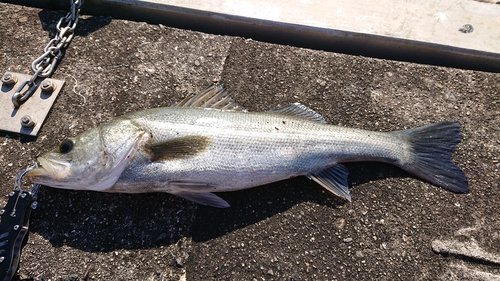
top-left (432, 238), bottom-right (500, 266)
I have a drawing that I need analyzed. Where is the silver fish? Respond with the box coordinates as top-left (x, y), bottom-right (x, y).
top-left (27, 86), bottom-right (468, 207)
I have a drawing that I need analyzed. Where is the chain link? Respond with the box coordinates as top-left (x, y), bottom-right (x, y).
top-left (12, 0), bottom-right (84, 108)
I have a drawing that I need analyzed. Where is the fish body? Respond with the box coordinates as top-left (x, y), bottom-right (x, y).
top-left (27, 86), bottom-right (468, 207)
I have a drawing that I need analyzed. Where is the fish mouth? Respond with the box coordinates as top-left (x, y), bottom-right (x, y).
top-left (26, 156), bottom-right (71, 184)
top-left (26, 166), bottom-right (50, 183)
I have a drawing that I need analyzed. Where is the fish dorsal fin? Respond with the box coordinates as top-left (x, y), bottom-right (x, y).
top-left (308, 164), bottom-right (351, 201)
top-left (146, 136), bottom-right (211, 162)
top-left (269, 103), bottom-right (327, 123)
top-left (174, 85), bottom-right (245, 111)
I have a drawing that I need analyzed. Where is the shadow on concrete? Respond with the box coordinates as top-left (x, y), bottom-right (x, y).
top-left (191, 162), bottom-right (409, 242)
top-left (38, 10), bottom-right (112, 38)
top-left (0, 131), bottom-right (37, 144)
top-left (29, 162), bottom-right (409, 252)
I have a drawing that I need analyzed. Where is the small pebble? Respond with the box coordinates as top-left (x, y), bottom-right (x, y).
top-left (335, 218), bottom-right (345, 229)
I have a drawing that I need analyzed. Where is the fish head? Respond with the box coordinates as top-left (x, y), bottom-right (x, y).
top-left (27, 119), bottom-right (147, 191)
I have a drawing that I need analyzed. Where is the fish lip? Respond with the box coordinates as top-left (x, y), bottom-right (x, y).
top-left (26, 156), bottom-right (70, 183)
top-left (26, 166), bottom-right (50, 182)
top-left (26, 158), bottom-right (52, 183)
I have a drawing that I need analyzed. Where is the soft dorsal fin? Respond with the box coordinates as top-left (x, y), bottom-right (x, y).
top-left (308, 164), bottom-right (351, 201)
top-left (269, 103), bottom-right (328, 123)
top-left (174, 85), bottom-right (245, 111)
top-left (146, 136), bottom-right (211, 162)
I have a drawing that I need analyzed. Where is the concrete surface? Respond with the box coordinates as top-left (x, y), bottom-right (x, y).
top-left (5, 0), bottom-right (500, 72)
top-left (93, 0), bottom-right (500, 53)
top-left (0, 3), bottom-right (499, 281)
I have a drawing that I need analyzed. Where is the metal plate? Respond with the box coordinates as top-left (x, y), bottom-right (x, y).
top-left (0, 72), bottom-right (64, 136)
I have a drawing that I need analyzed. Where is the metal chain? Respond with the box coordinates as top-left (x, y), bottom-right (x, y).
top-left (12, 0), bottom-right (84, 108)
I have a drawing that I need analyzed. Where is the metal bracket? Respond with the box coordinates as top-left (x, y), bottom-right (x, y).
top-left (0, 72), bottom-right (64, 136)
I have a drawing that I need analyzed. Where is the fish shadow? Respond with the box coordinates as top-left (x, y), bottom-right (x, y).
top-left (30, 189), bottom-right (197, 252)
top-left (30, 162), bottom-right (409, 251)
top-left (191, 162), bottom-right (409, 242)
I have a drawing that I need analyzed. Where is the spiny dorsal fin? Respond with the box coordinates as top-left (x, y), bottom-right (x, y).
top-left (146, 136), bottom-right (211, 162)
top-left (174, 85), bottom-right (245, 111)
top-left (308, 164), bottom-right (351, 201)
top-left (269, 103), bottom-right (328, 123)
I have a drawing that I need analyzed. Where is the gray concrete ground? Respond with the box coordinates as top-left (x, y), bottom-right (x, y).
top-left (1, 3), bottom-right (499, 281)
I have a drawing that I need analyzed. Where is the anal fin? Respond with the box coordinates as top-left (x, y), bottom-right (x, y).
top-left (309, 164), bottom-right (351, 201)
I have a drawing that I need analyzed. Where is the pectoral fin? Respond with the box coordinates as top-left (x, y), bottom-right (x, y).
top-left (172, 191), bottom-right (230, 208)
top-left (146, 136), bottom-right (211, 162)
top-left (309, 164), bottom-right (351, 201)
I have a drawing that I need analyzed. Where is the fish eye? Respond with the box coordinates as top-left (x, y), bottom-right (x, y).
top-left (59, 139), bottom-right (74, 154)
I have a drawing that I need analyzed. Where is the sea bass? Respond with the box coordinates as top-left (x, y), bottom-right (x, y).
top-left (26, 86), bottom-right (468, 207)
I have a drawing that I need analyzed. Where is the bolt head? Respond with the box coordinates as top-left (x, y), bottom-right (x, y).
top-left (1, 73), bottom-right (17, 86)
top-left (20, 115), bottom-right (36, 128)
top-left (41, 80), bottom-right (55, 92)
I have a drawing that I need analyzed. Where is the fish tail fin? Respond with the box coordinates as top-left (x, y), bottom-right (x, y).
top-left (394, 121), bottom-right (468, 193)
